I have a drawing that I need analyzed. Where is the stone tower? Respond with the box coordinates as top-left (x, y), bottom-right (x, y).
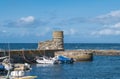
top-left (52, 31), bottom-right (64, 50)
top-left (38, 31), bottom-right (64, 50)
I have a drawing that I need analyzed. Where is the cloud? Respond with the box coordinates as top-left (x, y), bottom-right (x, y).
top-left (92, 29), bottom-right (114, 35)
top-left (3, 10), bottom-right (120, 38)
top-left (100, 10), bottom-right (120, 18)
top-left (64, 28), bottom-right (78, 35)
top-left (16, 16), bottom-right (36, 27)
top-left (2, 30), bottom-right (7, 33)
top-left (2, 10), bottom-right (120, 28)
top-left (56, 10), bottom-right (120, 26)
top-left (55, 17), bottom-right (87, 26)
top-left (112, 22), bottom-right (120, 28)
top-left (53, 10), bottom-right (120, 26)
top-left (36, 27), bottom-right (52, 36)
top-left (91, 10), bottom-right (120, 36)
top-left (91, 22), bottom-right (120, 36)
top-left (0, 15), bottom-right (65, 38)
top-left (2, 16), bottom-right (50, 28)
top-left (92, 29), bottom-right (120, 35)
top-left (91, 10), bottom-right (120, 24)
top-left (19, 16), bottom-right (35, 23)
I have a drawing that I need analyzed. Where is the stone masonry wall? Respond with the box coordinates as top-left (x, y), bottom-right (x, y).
top-left (38, 31), bottom-right (64, 50)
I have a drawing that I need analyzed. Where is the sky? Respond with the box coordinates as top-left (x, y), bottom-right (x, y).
top-left (1, 0), bottom-right (120, 43)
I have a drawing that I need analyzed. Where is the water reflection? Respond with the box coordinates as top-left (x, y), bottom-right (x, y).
top-left (25, 56), bottom-right (120, 79)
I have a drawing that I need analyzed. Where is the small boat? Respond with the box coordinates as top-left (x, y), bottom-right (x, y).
top-left (2, 63), bottom-right (13, 71)
top-left (10, 70), bottom-right (25, 77)
top-left (1, 44), bottom-right (36, 79)
top-left (36, 55), bottom-right (74, 64)
top-left (0, 64), bottom-right (5, 71)
top-left (14, 63), bottom-right (31, 71)
top-left (0, 63), bottom-right (7, 74)
top-left (55, 55), bottom-right (74, 64)
top-left (36, 56), bottom-right (57, 64)
top-left (0, 56), bottom-right (9, 62)
top-left (0, 70), bottom-right (37, 79)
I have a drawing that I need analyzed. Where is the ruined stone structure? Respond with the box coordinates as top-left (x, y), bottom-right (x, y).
top-left (0, 30), bottom-right (94, 63)
top-left (38, 31), bottom-right (64, 50)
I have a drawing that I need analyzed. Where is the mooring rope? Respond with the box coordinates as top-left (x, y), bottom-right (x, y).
top-left (21, 50), bottom-right (35, 64)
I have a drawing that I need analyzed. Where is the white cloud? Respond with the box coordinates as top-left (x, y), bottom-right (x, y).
top-left (36, 27), bottom-right (52, 36)
top-left (69, 29), bottom-right (76, 35)
top-left (2, 16), bottom-right (51, 28)
top-left (2, 30), bottom-right (7, 33)
top-left (112, 22), bottom-right (120, 28)
top-left (98, 10), bottom-right (120, 18)
top-left (91, 10), bottom-right (120, 36)
top-left (92, 22), bottom-right (120, 36)
top-left (19, 16), bottom-right (35, 23)
top-left (64, 28), bottom-right (78, 35)
top-left (92, 29), bottom-right (114, 35)
top-left (91, 10), bottom-right (120, 24)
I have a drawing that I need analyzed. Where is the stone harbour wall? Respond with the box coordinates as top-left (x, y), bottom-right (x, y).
top-left (0, 49), bottom-right (58, 63)
top-left (91, 50), bottom-right (120, 55)
top-left (1, 49), bottom-right (120, 63)
top-left (55, 50), bottom-right (93, 61)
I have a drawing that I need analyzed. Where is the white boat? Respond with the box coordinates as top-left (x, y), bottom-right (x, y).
top-left (36, 55), bottom-right (74, 64)
top-left (1, 44), bottom-right (36, 79)
top-left (10, 70), bottom-right (37, 79)
top-left (36, 56), bottom-right (57, 64)
top-left (13, 63), bottom-right (31, 71)
top-left (10, 70), bottom-right (25, 77)
top-left (0, 56), bottom-right (9, 60)
top-left (3, 63), bottom-right (13, 71)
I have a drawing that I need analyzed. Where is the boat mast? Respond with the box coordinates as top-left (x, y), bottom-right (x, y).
top-left (8, 43), bottom-right (10, 63)
top-left (6, 43), bottom-right (11, 79)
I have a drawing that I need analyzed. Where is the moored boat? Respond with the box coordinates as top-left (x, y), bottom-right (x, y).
top-left (36, 56), bottom-right (57, 64)
top-left (36, 55), bottom-right (74, 64)
top-left (0, 63), bottom-right (7, 75)
top-left (55, 55), bottom-right (74, 64)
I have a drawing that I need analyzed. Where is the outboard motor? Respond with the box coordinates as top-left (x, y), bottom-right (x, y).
top-left (0, 64), bottom-right (5, 71)
top-left (70, 58), bottom-right (74, 63)
top-left (0, 64), bottom-right (6, 74)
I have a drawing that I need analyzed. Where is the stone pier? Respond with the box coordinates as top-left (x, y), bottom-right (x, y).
top-left (55, 50), bottom-right (93, 61)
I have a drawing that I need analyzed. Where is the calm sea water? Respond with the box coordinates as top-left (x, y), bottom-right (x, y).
top-left (0, 43), bottom-right (120, 50)
top-left (0, 43), bottom-right (120, 79)
top-left (25, 56), bottom-right (120, 79)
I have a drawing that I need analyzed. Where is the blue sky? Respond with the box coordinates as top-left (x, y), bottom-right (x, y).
top-left (1, 0), bottom-right (120, 43)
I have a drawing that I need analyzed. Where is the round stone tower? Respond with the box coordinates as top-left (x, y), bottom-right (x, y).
top-left (53, 31), bottom-right (64, 50)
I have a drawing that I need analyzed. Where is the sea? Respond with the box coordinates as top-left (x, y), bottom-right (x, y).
top-left (1, 43), bottom-right (120, 50)
top-left (1, 43), bottom-right (120, 79)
